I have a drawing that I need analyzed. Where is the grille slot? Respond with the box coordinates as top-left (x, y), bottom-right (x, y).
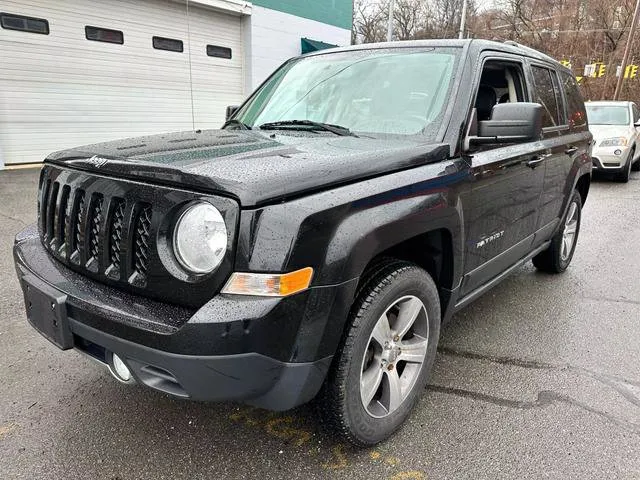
top-left (86, 195), bottom-right (104, 272)
top-left (106, 199), bottom-right (125, 279)
top-left (38, 175), bottom-right (49, 233)
top-left (131, 204), bottom-right (152, 285)
top-left (70, 190), bottom-right (86, 265)
top-left (45, 181), bottom-right (58, 242)
top-left (56, 185), bottom-right (71, 257)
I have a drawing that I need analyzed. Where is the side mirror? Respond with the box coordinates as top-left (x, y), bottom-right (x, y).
top-left (634, 119), bottom-right (640, 127)
top-left (470, 102), bottom-right (543, 146)
top-left (225, 105), bottom-right (240, 121)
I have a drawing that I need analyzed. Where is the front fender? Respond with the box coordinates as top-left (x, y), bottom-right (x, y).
top-left (234, 160), bottom-right (469, 360)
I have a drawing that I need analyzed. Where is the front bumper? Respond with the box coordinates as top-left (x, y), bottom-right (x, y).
top-left (591, 145), bottom-right (632, 172)
top-left (14, 224), bottom-right (356, 410)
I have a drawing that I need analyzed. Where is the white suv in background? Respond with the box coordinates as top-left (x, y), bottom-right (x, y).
top-left (586, 101), bottom-right (640, 182)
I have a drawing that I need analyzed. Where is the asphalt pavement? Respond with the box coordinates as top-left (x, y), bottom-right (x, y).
top-left (1, 167), bottom-right (639, 479)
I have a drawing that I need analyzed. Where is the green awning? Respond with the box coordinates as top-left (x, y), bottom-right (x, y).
top-left (301, 37), bottom-right (338, 54)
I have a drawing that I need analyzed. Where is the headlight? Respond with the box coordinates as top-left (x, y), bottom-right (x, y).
top-left (173, 202), bottom-right (227, 274)
top-left (599, 137), bottom-right (628, 147)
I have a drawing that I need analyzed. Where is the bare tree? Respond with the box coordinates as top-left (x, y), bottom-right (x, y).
top-left (353, 0), bottom-right (387, 44)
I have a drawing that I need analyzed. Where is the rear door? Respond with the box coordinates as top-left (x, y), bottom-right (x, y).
top-left (534, 67), bottom-right (590, 245)
top-left (460, 55), bottom-right (546, 296)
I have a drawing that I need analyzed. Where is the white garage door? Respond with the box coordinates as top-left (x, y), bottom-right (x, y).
top-left (0, 0), bottom-right (245, 165)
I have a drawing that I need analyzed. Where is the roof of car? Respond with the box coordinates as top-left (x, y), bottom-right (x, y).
top-left (305, 39), bottom-right (567, 71)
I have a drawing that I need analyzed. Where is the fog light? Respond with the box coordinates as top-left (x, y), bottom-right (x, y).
top-left (614, 149), bottom-right (622, 156)
top-left (109, 352), bottom-right (132, 382)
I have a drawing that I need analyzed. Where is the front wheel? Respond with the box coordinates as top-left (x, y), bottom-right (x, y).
top-left (318, 260), bottom-right (441, 446)
top-left (616, 148), bottom-right (634, 181)
top-left (533, 190), bottom-right (582, 273)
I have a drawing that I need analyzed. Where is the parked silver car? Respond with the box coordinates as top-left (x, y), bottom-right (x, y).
top-left (586, 100), bottom-right (640, 182)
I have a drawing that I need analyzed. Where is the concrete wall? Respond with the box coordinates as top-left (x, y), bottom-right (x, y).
top-left (248, 5), bottom-right (351, 90)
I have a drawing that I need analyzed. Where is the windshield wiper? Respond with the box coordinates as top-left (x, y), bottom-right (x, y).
top-left (258, 120), bottom-right (356, 137)
top-left (222, 119), bottom-right (252, 130)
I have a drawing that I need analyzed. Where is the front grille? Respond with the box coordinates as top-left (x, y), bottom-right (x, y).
top-left (37, 164), bottom-right (238, 308)
top-left (38, 179), bottom-right (153, 286)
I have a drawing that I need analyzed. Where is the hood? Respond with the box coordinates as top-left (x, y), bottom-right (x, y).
top-left (590, 124), bottom-right (635, 143)
top-left (46, 129), bottom-right (450, 206)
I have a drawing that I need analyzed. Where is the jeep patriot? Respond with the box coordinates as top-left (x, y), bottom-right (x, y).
top-left (13, 40), bottom-right (592, 446)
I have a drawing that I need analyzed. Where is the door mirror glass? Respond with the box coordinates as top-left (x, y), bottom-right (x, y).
top-left (226, 105), bottom-right (240, 121)
top-left (470, 102), bottom-right (543, 146)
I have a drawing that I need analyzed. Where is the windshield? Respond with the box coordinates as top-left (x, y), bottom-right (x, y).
top-left (585, 105), bottom-right (630, 125)
top-left (233, 48), bottom-right (459, 137)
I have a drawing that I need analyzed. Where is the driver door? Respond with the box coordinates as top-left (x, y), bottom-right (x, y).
top-left (460, 58), bottom-right (547, 296)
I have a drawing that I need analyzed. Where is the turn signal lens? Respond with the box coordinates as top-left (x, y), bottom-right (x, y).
top-left (221, 267), bottom-right (314, 297)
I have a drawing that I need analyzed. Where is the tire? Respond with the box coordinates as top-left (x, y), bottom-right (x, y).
top-left (532, 190), bottom-right (582, 273)
top-left (317, 260), bottom-right (441, 446)
top-left (632, 148), bottom-right (640, 171)
top-left (616, 149), bottom-right (634, 182)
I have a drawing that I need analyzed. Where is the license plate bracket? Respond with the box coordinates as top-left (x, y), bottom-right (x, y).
top-left (21, 274), bottom-right (73, 350)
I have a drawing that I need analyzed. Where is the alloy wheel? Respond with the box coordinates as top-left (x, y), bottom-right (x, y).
top-left (359, 295), bottom-right (429, 418)
top-left (561, 201), bottom-right (578, 261)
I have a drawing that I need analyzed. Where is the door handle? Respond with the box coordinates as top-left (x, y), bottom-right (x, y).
top-left (565, 146), bottom-right (579, 155)
top-left (526, 154), bottom-right (548, 168)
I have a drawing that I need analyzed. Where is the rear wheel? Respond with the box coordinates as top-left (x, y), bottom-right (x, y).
top-left (533, 190), bottom-right (582, 273)
top-left (318, 260), bottom-right (440, 446)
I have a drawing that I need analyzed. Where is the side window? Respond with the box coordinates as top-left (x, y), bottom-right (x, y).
top-left (531, 66), bottom-right (562, 128)
top-left (472, 61), bottom-right (527, 123)
top-left (632, 104), bottom-right (640, 123)
top-left (560, 71), bottom-right (587, 129)
top-left (469, 60), bottom-right (527, 150)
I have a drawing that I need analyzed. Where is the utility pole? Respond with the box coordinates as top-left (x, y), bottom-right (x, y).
top-left (613, 0), bottom-right (640, 100)
top-left (387, 0), bottom-right (395, 41)
top-left (458, 0), bottom-right (468, 39)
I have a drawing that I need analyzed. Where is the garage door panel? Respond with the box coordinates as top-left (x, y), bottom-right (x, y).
top-left (0, 0), bottom-right (245, 165)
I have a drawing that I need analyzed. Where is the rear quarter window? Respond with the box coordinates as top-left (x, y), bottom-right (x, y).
top-left (560, 71), bottom-right (587, 129)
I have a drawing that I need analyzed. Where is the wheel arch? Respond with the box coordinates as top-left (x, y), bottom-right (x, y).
top-left (354, 228), bottom-right (457, 319)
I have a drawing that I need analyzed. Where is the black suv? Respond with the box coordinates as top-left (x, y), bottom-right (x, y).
top-left (13, 40), bottom-right (592, 446)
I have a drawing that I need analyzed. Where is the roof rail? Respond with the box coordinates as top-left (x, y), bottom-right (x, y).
top-left (502, 40), bottom-right (560, 65)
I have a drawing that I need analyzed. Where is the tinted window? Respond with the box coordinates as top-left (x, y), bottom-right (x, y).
top-left (531, 66), bottom-right (562, 127)
top-left (560, 71), bottom-right (587, 128)
top-left (207, 45), bottom-right (232, 59)
top-left (153, 36), bottom-right (183, 52)
top-left (1, 12), bottom-right (49, 34)
top-left (85, 26), bottom-right (123, 44)
top-left (633, 104), bottom-right (640, 123)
